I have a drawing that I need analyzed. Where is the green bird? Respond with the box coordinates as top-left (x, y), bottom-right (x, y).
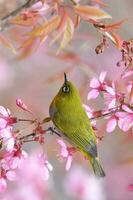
top-left (49, 73), bottom-right (105, 177)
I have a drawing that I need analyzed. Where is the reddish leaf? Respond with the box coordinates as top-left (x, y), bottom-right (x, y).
top-left (27, 15), bottom-right (60, 37)
top-left (91, 0), bottom-right (107, 7)
top-left (75, 5), bottom-right (112, 21)
top-left (110, 32), bottom-right (123, 49)
top-left (10, 12), bottom-right (39, 26)
top-left (104, 31), bottom-right (123, 49)
top-left (0, 34), bottom-right (16, 54)
top-left (57, 17), bottom-right (74, 53)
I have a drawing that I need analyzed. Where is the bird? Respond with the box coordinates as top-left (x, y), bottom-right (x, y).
top-left (49, 73), bottom-right (105, 177)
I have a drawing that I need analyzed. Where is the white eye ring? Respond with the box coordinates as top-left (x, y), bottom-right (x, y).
top-left (62, 86), bottom-right (70, 93)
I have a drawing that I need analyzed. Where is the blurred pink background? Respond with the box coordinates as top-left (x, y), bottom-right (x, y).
top-left (0, 0), bottom-right (133, 199)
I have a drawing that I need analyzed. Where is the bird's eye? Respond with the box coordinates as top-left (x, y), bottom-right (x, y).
top-left (62, 86), bottom-right (70, 93)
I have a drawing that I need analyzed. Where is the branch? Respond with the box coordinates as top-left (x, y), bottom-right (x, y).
top-left (90, 106), bottom-right (121, 120)
top-left (19, 127), bottom-right (61, 144)
top-left (0, 0), bottom-right (39, 32)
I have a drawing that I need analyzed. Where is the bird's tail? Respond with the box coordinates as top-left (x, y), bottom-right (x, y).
top-left (90, 157), bottom-right (105, 178)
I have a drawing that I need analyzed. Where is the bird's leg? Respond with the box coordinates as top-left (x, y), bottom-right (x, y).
top-left (47, 127), bottom-right (61, 137)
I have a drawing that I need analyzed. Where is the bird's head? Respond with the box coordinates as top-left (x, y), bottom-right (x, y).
top-left (56, 73), bottom-right (81, 102)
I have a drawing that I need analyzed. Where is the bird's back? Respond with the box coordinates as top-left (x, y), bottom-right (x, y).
top-left (49, 91), bottom-right (96, 146)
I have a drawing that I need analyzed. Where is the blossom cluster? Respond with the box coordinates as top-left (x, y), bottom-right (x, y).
top-left (0, 100), bottom-right (53, 192)
top-left (86, 71), bottom-right (133, 133)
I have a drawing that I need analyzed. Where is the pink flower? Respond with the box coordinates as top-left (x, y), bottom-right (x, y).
top-left (37, 153), bottom-right (53, 180)
top-left (16, 98), bottom-right (33, 115)
top-left (57, 139), bottom-right (76, 171)
top-left (83, 104), bottom-right (97, 129)
top-left (0, 106), bottom-right (16, 151)
top-left (0, 178), bottom-right (7, 192)
top-left (127, 183), bottom-right (133, 191)
top-left (106, 115), bottom-right (118, 133)
top-left (83, 104), bottom-right (93, 118)
top-left (127, 81), bottom-right (133, 104)
top-left (0, 169), bottom-right (16, 193)
top-left (88, 71), bottom-right (107, 100)
top-left (20, 152), bottom-right (53, 182)
top-left (0, 106), bottom-right (17, 130)
top-left (121, 69), bottom-right (133, 79)
top-left (64, 166), bottom-right (105, 200)
top-left (30, 1), bottom-right (49, 16)
top-left (116, 105), bottom-right (133, 132)
top-left (1, 148), bottom-right (28, 171)
top-left (104, 82), bottom-right (124, 109)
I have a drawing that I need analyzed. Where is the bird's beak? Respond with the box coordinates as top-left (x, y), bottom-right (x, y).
top-left (64, 72), bottom-right (68, 84)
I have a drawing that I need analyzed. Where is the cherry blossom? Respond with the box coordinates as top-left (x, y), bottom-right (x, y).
top-left (0, 106), bottom-right (17, 152)
top-left (1, 149), bottom-right (28, 170)
top-left (83, 104), bottom-right (94, 118)
top-left (19, 152), bottom-right (53, 182)
top-left (0, 169), bottom-right (16, 192)
top-left (30, 1), bottom-right (49, 16)
top-left (127, 183), bottom-right (133, 191)
top-left (106, 114), bottom-right (119, 133)
top-left (0, 106), bottom-right (17, 130)
top-left (57, 139), bottom-right (76, 171)
top-left (116, 105), bottom-right (133, 132)
top-left (88, 72), bottom-right (107, 100)
top-left (0, 178), bottom-right (7, 193)
top-left (127, 81), bottom-right (133, 104)
top-left (0, 129), bottom-right (15, 152)
top-left (16, 98), bottom-right (34, 115)
top-left (104, 82), bottom-right (124, 109)
top-left (64, 166), bottom-right (105, 200)
top-left (37, 153), bottom-right (53, 181)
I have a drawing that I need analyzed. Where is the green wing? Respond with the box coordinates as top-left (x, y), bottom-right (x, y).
top-left (64, 127), bottom-right (98, 158)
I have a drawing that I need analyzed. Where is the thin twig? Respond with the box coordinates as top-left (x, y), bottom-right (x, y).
top-left (90, 106), bottom-right (121, 120)
top-left (19, 127), bottom-right (61, 143)
top-left (0, 0), bottom-right (39, 31)
top-left (18, 118), bottom-right (36, 123)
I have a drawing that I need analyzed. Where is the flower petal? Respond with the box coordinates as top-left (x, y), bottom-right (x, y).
top-left (0, 178), bottom-right (7, 192)
top-left (66, 155), bottom-right (72, 171)
top-left (99, 71), bottom-right (107, 83)
top-left (116, 112), bottom-right (127, 118)
top-left (87, 89), bottom-right (99, 100)
top-left (127, 184), bottom-right (133, 191)
top-left (105, 85), bottom-right (115, 95)
top-left (108, 99), bottom-right (116, 109)
top-left (122, 105), bottom-right (133, 114)
top-left (0, 118), bottom-right (7, 129)
top-left (6, 171), bottom-right (16, 181)
top-left (90, 78), bottom-right (100, 88)
top-left (0, 128), bottom-right (12, 138)
top-left (6, 138), bottom-right (15, 152)
top-left (106, 118), bottom-right (117, 132)
top-left (0, 106), bottom-right (8, 117)
top-left (57, 139), bottom-right (67, 148)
